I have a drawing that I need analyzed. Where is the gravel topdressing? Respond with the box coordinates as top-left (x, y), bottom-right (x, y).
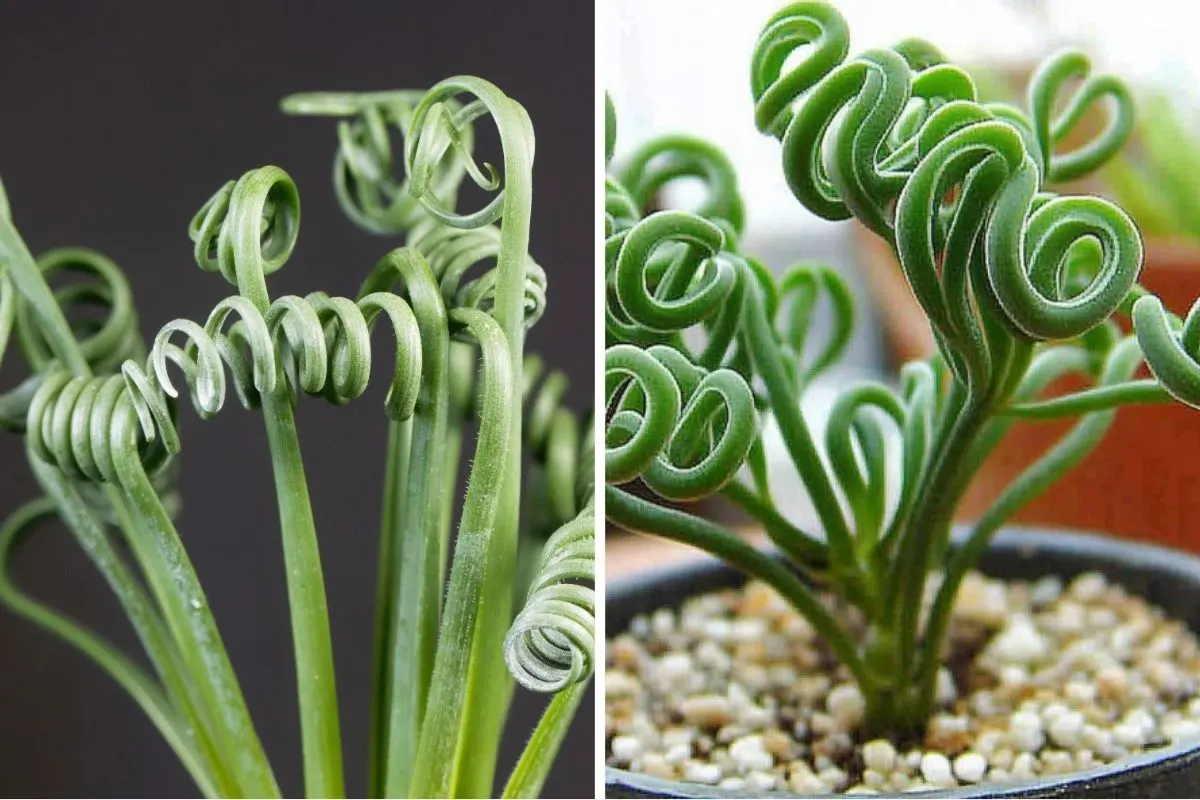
top-left (605, 569), bottom-right (1200, 794)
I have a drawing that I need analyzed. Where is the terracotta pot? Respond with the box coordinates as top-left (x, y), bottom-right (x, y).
top-left (855, 227), bottom-right (1200, 553)
top-left (605, 528), bottom-right (1200, 798)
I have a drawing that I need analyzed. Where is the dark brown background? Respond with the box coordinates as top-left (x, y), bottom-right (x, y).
top-left (0, 1), bottom-right (594, 796)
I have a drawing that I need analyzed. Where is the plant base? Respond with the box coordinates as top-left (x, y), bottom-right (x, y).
top-left (605, 528), bottom-right (1200, 798)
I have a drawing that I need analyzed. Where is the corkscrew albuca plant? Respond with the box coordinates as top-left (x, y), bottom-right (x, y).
top-left (605, 0), bottom-right (1200, 737)
top-left (0, 77), bottom-right (593, 799)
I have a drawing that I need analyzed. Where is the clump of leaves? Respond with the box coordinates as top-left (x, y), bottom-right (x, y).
top-left (604, 0), bottom-right (1197, 735)
top-left (0, 79), bottom-right (593, 798)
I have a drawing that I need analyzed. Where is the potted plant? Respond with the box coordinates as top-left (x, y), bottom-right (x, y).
top-left (605, 2), bottom-right (1200, 795)
top-left (0, 79), bottom-right (593, 799)
top-left (855, 71), bottom-right (1200, 552)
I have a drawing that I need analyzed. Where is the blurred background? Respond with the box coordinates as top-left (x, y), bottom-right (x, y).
top-left (0, 1), bottom-right (592, 796)
top-left (605, 0), bottom-right (1200, 572)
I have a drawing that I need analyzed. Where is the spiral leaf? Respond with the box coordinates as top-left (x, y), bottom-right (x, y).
top-left (504, 506), bottom-right (594, 693)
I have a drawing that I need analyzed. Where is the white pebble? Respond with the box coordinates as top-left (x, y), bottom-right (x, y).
top-left (694, 640), bottom-right (732, 671)
top-left (1165, 719), bottom-right (1200, 742)
top-left (1042, 750), bottom-right (1074, 774)
top-left (605, 671), bottom-right (640, 698)
top-left (955, 573), bottom-right (1011, 625)
top-left (1011, 752), bottom-right (1037, 779)
top-left (663, 743), bottom-right (691, 765)
top-left (1125, 708), bottom-right (1157, 737)
top-left (717, 777), bottom-right (745, 790)
top-left (998, 665), bottom-right (1031, 687)
top-left (729, 735), bottom-right (774, 773)
top-left (610, 735), bottom-right (643, 764)
top-left (919, 752), bottom-right (955, 787)
top-left (1082, 724), bottom-right (1115, 756)
top-left (1030, 575), bottom-right (1063, 607)
top-left (1054, 601), bottom-right (1088, 634)
top-left (1112, 722), bottom-right (1145, 749)
top-left (862, 739), bottom-right (897, 774)
top-left (991, 616), bottom-right (1050, 664)
top-left (744, 771), bottom-right (776, 792)
top-left (975, 729), bottom-right (1004, 757)
top-left (650, 608), bottom-right (675, 636)
top-left (953, 752), bottom-right (987, 784)
top-left (788, 764), bottom-right (828, 793)
top-left (729, 617), bottom-right (768, 643)
top-left (1152, 661), bottom-right (1191, 696)
top-left (682, 760), bottom-right (722, 784)
top-left (1041, 701), bottom-right (1069, 721)
top-left (1064, 680), bottom-right (1097, 705)
top-left (817, 766), bottom-right (849, 791)
top-left (738, 703), bottom-right (774, 729)
top-left (827, 683), bottom-right (866, 729)
top-left (657, 652), bottom-right (693, 681)
top-left (1069, 572), bottom-right (1107, 602)
top-left (703, 618), bottom-right (732, 642)
top-left (1009, 710), bottom-right (1046, 753)
top-left (734, 664), bottom-right (770, 692)
top-left (1047, 710), bottom-right (1085, 749)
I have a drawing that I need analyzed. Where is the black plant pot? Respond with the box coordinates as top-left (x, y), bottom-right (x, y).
top-left (605, 527), bottom-right (1200, 798)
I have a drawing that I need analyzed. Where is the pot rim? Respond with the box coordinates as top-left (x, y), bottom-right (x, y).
top-left (604, 525), bottom-right (1200, 798)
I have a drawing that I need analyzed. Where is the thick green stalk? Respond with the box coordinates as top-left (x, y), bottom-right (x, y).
top-left (107, 418), bottom-right (279, 797)
top-left (355, 249), bottom-right (451, 800)
top-left (405, 78), bottom-right (535, 799)
top-left (409, 307), bottom-right (513, 798)
top-left (738, 269), bottom-right (864, 597)
top-left (891, 398), bottom-right (988, 668)
top-left (367, 416), bottom-right (410, 798)
top-left (224, 168), bottom-right (343, 798)
top-left (260, 387), bottom-right (344, 798)
top-left (915, 338), bottom-right (1146, 715)
top-left (501, 680), bottom-right (590, 800)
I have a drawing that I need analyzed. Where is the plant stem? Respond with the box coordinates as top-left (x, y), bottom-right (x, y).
top-left (367, 416), bottom-right (410, 798)
top-left (500, 680), bottom-right (590, 800)
top-left (409, 307), bottom-right (513, 798)
top-left (721, 479), bottom-right (829, 567)
top-left (891, 398), bottom-right (987, 670)
top-left (0, 498), bottom-right (223, 798)
top-left (915, 339), bottom-right (1143, 716)
top-left (260, 387), bottom-right (345, 798)
top-left (3, 213), bottom-right (265, 793)
top-left (227, 168), bottom-right (344, 798)
top-left (412, 79), bottom-right (534, 799)
top-left (108, 422), bottom-right (279, 797)
top-left (365, 250), bottom-right (450, 800)
top-left (738, 268), bottom-right (862, 591)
